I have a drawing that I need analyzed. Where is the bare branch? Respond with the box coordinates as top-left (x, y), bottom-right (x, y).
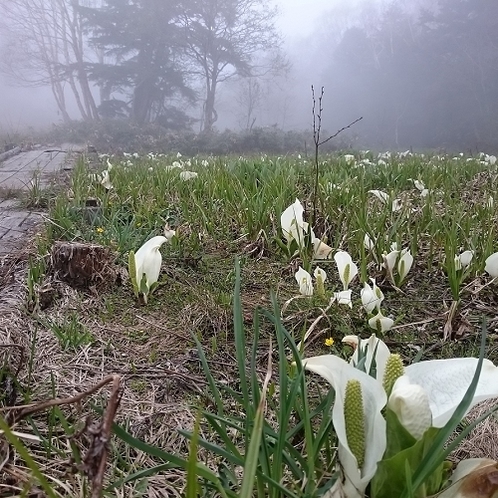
top-left (318, 116), bottom-right (364, 146)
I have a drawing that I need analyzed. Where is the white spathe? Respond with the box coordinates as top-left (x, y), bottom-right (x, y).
top-left (368, 190), bottom-right (402, 212)
top-left (363, 234), bottom-right (375, 251)
top-left (314, 266), bottom-right (327, 282)
top-left (360, 279), bottom-right (384, 314)
top-left (368, 190), bottom-right (389, 203)
top-left (281, 199), bottom-right (333, 259)
top-left (403, 357), bottom-right (498, 427)
top-left (413, 179), bottom-right (425, 191)
top-left (164, 225), bottom-right (176, 241)
top-left (101, 170), bottom-right (113, 190)
top-left (391, 199), bottom-right (403, 212)
top-left (295, 266), bottom-right (313, 296)
top-left (485, 252), bottom-right (498, 278)
top-left (303, 354), bottom-right (387, 498)
top-left (382, 249), bottom-right (399, 278)
top-left (388, 376), bottom-right (433, 439)
top-left (455, 250), bottom-right (473, 270)
top-left (344, 334), bottom-right (391, 384)
top-left (334, 290), bottom-right (353, 308)
top-left (334, 251), bottom-right (358, 290)
top-left (180, 171), bottom-right (198, 180)
top-left (344, 154), bottom-right (356, 165)
top-left (281, 199), bottom-right (311, 248)
top-left (368, 311), bottom-right (394, 333)
top-left (397, 249), bottom-right (414, 283)
top-left (134, 236), bottom-right (168, 292)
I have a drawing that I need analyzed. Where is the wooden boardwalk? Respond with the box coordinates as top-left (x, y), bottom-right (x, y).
top-left (0, 145), bottom-right (83, 256)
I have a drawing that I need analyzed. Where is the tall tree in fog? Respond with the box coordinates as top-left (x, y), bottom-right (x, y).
top-left (178, 0), bottom-right (283, 132)
top-left (0, 0), bottom-right (100, 122)
top-left (81, 0), bottom-right (194, 124)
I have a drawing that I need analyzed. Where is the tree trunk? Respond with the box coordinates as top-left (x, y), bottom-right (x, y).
top-left (132, 78), bottom-right (155, 124)
top-left (202, 79), bottom-right (217, 132)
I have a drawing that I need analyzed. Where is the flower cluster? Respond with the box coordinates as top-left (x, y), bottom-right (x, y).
top-left (302, 334), bottom-right (498, 498)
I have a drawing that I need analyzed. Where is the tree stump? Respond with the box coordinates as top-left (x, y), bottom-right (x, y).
top-left (50, 241), bottom-right (117, 289)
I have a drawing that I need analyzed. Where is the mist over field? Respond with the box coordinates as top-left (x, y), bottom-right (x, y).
top-left (0, 0), bottom-right (496, 151)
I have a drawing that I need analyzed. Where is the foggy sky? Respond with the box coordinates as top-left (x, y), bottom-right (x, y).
top-left (0, 0), bottom-right (488, 152)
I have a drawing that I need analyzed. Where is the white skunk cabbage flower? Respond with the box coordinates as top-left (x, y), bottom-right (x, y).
top-left (382, 249), bottom-right (399, 281)
top-left (303, 354), bottom-right (387, 498)
top-left (413, 179), bottom-right (425, 191)
top-left (334, 290), bottom-right (353, 308)
top-left (391, 198), bottom-right (403, 212)
top-left (412, 179), bottom-right (429, 197)
top-left (180, 171), bottom-right (198, 181)
top-left (368, 310), bottom-right (394, 333)
top-left (382, 247), bottom-right (413, 285)
top-left (281, 199), bottom-right (333, 259)
top-left (134, 236), bottom-right (168, 296)
top-left (313, 238), bottom-right (333, 259)
top-left (360, 279), bottom-right (384, 314)
top-left (344, 154), bottom-right (356, 165)
top-left (334, 251), bottom-right (358, 290)
top-left (388, 376), bottom-right (433, 439)
top-left (401, 357), bottom-right (498, 429)
top-left (368, 190), bottom-right (389, 203)
top-left (368, 190), bottom-right (402, 212)
top-left (343, 335), bottom-right (391, 385)
top-left (281, 199), bottom-right (311, 248)
top-left (397, 249), bottom-right (413, 284)
top-left (295, 266), bottom-right (313, 296)
top-left (485, 154), bottom-right (497, 165)
top-left (455, 250), bottom-right (474, 270)
top-left (485, 252), bottom-right (498, 278)
top-left (363, 234), bottom-right (375, 251)
top-left (100, 170), bottom-right (113, 190)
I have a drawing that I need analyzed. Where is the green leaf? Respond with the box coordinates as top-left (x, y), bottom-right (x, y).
top-left (233, 259), bottom-right (250, 416)
top-left (0, 417), bottom-right (58, 498)
top-left (274, 236), bottom-right (291, 255)
top-left (112, 422), bottom-right (225, 488)
top-left (139, 273), bottom-right (148, 296)
top-left (371, 427), bottom-right (445, 498)
top-left (186, 413), bottom-right (201, 498)
top-left (239, 379), bottom-right (266, 498)
top-left (192, 334), bottom-right (224, 414)
top-left (383, 408), bottom-right (417, 459)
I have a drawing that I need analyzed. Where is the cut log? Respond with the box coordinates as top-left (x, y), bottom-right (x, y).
top-left (50, 241), bottom-right (117, 289)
